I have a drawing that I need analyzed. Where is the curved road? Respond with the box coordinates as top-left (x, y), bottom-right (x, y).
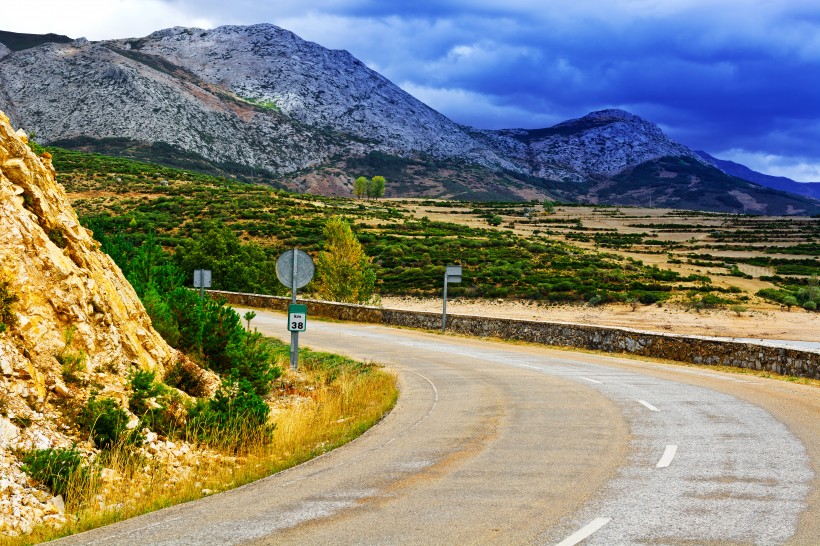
top-left (57, 309), bottom-right (820, 545)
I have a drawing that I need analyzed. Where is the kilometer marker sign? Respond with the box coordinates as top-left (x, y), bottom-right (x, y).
top-left (288, 304), bottom-right (307, 332)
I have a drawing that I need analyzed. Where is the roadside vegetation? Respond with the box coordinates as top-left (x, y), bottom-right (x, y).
top-left (7, 345), bottom-right (396, 545)
top-left (7, 145), bottom-right (397, 545)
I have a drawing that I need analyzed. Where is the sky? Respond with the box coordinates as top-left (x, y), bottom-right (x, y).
top-left (5, 1), bottom-right (820, 181)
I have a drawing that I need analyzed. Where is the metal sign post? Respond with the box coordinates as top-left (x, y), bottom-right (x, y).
top-left (276, 249), bottom-right (314, 371)
top-left (442, 265), bottom-right (462, 332)
top-left (193, 269), bottom-right (212, 301)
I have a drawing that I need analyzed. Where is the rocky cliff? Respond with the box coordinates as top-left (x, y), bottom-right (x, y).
top-left (0, 111), bottom-right (176, 534)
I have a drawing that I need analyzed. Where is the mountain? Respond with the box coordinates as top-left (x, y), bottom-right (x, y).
top-left (0, 24), bottom-right (818, 214)
top-left (695, 150), bottom-right (820, 200)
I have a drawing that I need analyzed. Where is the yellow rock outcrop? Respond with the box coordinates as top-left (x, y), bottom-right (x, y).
top-left (0, 110), bottom-right (174, 375)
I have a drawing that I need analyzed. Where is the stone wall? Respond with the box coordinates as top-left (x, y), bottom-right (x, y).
top-left (209, 290), bottom-right (820, 379)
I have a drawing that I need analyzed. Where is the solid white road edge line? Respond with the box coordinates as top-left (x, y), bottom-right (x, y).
top-left (555, 517), bottom-right (612, 546)
top-left (656, 445), bottom-right (678, 468)
top-left (638, 399), bottom-right (660, 412)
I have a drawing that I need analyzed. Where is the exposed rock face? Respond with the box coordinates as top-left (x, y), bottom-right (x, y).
top-left (109, 25), bottom-right (511, 168)
top-left (489, 109), bottom-right (702, 177)
top-left (0, 111), bottom-right (173, 372)
top-left (0, 111), bottom-right (177, 535)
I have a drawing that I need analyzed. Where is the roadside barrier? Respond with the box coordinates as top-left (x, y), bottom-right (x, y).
top-left (208, 290), bottom-right (820, 379)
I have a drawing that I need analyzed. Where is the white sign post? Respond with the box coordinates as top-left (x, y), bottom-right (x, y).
top-left (442, 265), bottom-right (462, 332)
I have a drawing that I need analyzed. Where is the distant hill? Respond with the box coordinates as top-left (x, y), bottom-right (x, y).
top-left (696, 151), bottom-right (820, 200)
top-left (1, 24), bottom-right (818, 214)
top-left (0, 29), bottom-right (72, 51)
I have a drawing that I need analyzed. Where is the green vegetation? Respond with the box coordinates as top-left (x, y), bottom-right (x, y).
top-left (48, 145), bottom-right (792, 309)
top-left (77, 397), bottom-right (136, 449)
top-left (314, 217), bottom-right (377, 304)
top-left (21, 447), bottom-right (87, 499)
top-left (0, 277), bottom-right (18, 334)
top-left (56, 326), bottom-right (87, 385)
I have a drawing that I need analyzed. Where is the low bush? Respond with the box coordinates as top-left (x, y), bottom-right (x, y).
top-left (185, 376), bottom-right (272, 450)
top-left (21, 447), bottom-right (86, 498)
top-left (77, 397), bottom-right (138, 449)
top-left (56, 326), bottom-right (87, 384)
top-left (164, 359), bottom-right (210, 397)
top-left (0, 278), bottom-right (19, 334)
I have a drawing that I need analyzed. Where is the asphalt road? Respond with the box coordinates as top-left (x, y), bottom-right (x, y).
top-left (56, 308), bottom-right (820, 545)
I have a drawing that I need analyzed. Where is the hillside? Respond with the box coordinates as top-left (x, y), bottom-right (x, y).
top-left (0, 25), bottom-right (818, 213)
top-left (0, 111), bottom-right (181, 534)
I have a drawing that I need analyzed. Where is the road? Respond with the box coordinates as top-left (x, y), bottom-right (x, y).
top-left (57, 308), bottom-right (820, 545)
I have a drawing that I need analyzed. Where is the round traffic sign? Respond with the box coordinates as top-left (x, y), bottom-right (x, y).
top-left (276, 249), bottom-right (315, 289)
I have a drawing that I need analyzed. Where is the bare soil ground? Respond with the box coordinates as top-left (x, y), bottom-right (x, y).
top-left (381, 296), bottom-right (820, 341)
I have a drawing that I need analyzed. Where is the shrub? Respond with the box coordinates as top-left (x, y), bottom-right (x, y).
top-left (142, 287), bottom-right (181, 347)
top-left (56, 326), bottom-right (87, 384)
top-left (803, 300), bottom-right (817, 311)
top-left (129, 369), bottom-right (187, 437)
top-left (128, 370), bottom-right (165, 416)
top-left (21, 447), bottom-right (86, 498)
top-left (164, 359), bottom-right (210, 397)
top-left (185, 376), bottom-right (272, 449)
top-left (0, 278), bottom-right (19, 334)
top-left (77, 397), bottom-right (136, 449)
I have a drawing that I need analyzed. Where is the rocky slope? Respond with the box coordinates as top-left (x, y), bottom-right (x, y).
top-left (0, 25), bottom-right (818, 213)
top-left (0, 110), bottom-right (209, 536)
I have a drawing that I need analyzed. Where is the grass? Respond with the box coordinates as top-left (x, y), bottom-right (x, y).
top-left (2, 346), bottom-right (397, 545)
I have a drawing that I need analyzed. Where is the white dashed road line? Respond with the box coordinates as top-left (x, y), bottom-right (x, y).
top-left (656, 445), bottom-right (678, 468)
top-left (638, 399), bottom-right (660, 412)
top-left (555, 517), bottom-right (612, 546)
top-left (581, 377), bottom-right (603, 384)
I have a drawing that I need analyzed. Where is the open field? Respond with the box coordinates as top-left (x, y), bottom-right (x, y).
top-left (49, 145), bottom-right (820, 329)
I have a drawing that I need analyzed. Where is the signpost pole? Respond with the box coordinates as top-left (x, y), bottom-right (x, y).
top-left (442, 265), bottom-right (462, 333)
top-left (290, 249), bottom-right (299, 371)
top-left (276, 248), bottom-right (314, 373)
top-left (442, 273), bottom-right (449, 332)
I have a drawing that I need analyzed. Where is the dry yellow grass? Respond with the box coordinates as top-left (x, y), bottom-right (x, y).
top-left (4, 363), bottom-right (397, 545)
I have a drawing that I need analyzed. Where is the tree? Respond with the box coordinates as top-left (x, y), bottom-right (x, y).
top-left (371, 175), bottom-right (386, 198)
top-left (365, 175), bottom-right (386, 199)
top-left (313, 217), bottom-right (376, 304)
top-left (353, 176), bottom-right (368, 199)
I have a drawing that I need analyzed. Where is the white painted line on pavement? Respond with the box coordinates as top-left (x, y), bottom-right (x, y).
top-left (638, 400), bottom-right (660, 412)
top-left (88, 516), bottom-right (182, 544)
top-left (556, 517), bottom-right (611, 546)
top-left (656, 445), bottom-right (678, 468)
top-left (582, 377), bottom-right (603, 384)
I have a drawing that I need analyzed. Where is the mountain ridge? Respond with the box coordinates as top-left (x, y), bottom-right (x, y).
top-left (1, 24), bottom-right (817, 214)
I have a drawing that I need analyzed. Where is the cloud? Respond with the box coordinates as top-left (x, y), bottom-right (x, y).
top-left (716, 149), bottom-right (820, 182)
top-left (5, 0), bottom-right (216, 40)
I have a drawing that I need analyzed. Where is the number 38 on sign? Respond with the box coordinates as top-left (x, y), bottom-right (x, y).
top-left (288, 304), bottom-right (307, 332)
